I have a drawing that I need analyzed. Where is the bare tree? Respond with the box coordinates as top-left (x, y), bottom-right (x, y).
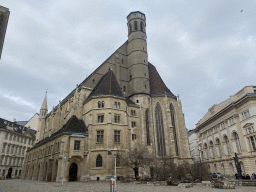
top-left (154, 155), bottom-right (176, 180)
top-left (119, 146), bottom-right (153, 178)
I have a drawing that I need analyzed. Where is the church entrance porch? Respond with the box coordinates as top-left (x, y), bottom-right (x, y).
top-left (69, 163), bottom-right (77, 181)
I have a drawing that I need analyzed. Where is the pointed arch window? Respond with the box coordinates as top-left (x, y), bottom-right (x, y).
top-left (170, 104), bottom-right (179, 156)
top-left (140, 22), bottom-right (144, 32)
top-left (134, 21), bottom-right (138, 31)
top-left (145, 109), bottom-right (150, 145)
top-left (96, 155), bottom-right (102, 167)
top-left (155, 103), bottom-right (166, 156)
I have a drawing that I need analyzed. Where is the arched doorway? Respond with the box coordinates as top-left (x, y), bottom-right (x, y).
top-left (69, 163), bottom-right (77, 181)
top-left (7, 168), bottom-right (12, 179)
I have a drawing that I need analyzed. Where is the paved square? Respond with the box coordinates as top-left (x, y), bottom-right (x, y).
top-left (0, 179), bottom-right (255, 192)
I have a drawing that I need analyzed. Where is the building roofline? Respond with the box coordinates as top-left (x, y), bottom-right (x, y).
top-left (127, 11), bottom-right (146, 19)
top-left (195, 93), bottom-right (256, 132)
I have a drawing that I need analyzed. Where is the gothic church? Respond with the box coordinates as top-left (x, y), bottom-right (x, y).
top-left (21, 11), bottom-right (191, 182)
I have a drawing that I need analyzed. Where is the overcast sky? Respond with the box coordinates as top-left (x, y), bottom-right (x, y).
top-left (1, 0), bottom-right (255, 130)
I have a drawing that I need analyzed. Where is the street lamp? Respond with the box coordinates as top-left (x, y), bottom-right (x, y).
top-left (114, 147), bottom-right (117, 192)
top-left (62, 156), bottom-right (66, 185)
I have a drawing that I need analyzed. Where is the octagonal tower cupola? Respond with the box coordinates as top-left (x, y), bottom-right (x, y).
top-left (127, 11), bottom-right (150, 95)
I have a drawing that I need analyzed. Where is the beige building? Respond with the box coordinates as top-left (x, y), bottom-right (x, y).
top-left (0, 5), bottom-right (9, 59)
top-left (25, 113), bottom-right (39, 133)
top-left (0, 117), bottom-right (36, 179)
top-left (195, 86), bottom-right (256, 176)
top-left (188, 130), bottom-right (200, 163)
top-left (21, 11), bottom-right (191, 182)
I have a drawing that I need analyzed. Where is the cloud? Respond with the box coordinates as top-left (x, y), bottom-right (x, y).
top-left (1, 0), bottom-right (255, 130)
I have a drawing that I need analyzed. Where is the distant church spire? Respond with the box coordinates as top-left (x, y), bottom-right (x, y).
top-left (40, 91), bottom-right (48, 110)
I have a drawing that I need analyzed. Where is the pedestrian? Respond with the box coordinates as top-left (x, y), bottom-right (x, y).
top-left (235, 173), bottom-right (239, 179)
top-left (246, 174), bottom-right (250, 180)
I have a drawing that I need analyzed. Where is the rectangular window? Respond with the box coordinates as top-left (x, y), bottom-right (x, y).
top-left (98, 115), bottom-right (104, 123)
top-left (132, 121), bottom-right (136, 127)
top-left (114, 131), bottom-right (120, 143)
top-left (242, 110), bottom-right (250, 120)
top-left (74, 141), bottom-right (80, 150)
top-left (2, 144), bottom-right (6, 153)
top-left (132, 134), bottom-right (136, 140)
top-left (9, 134), bottom-right (12, 140)
top-left (5, 133), bottom-right (8, 139)
top-left (97, 131), bottom-right (104, 143)
top-left (114, 116), bottom-right (120, 123)
top-left (11, 146), bottom-right (14, 154)
top-left (13, 136), bottom-right (16, 141)
top-left (6, 145), bottom-right (10, 154)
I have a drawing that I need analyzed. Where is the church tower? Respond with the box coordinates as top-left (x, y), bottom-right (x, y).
top-left (37, 92), bottom-right (48, 141)
top-left (127, 11), bottom-right (150, 96)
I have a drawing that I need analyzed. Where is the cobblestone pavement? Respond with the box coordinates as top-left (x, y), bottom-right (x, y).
top-left (0, 179), bottom-right (255, 192)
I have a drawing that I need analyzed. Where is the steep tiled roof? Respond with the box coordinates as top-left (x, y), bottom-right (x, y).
top-left (148, 62), bottom-right (176, 97)
top-left (125, 98), bottom-right (139, 107)
top-left (88, 69), bottom-right (124, 98)
top-left (52, 115), bottom-right (87, 135)
top-left (30, 115), bottom-right (87, 151)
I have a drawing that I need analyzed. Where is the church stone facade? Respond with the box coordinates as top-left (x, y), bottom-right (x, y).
top-left (21, 11), bottom-right (191, 182)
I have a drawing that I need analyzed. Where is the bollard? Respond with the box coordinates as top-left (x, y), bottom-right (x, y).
top-left (110, 178), bottom-right (115, 192)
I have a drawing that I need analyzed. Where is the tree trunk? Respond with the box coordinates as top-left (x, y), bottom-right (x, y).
top-left (133, 167), bottom-right (138, 178)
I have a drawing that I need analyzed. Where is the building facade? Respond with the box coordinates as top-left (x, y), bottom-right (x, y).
top-left (0, 117), bottom-right (36, 179)
top-left (195, 86), bottom-right (256, 176)
top-left (188, 130), bottom-right (200, 163)
top-left (21, 11), bottom-right (191, 182)
top-left (0, 5), bottom-right (9, 59)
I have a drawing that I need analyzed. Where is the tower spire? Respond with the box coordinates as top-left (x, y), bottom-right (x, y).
top-left (40, 91), bottom-right (48, 110)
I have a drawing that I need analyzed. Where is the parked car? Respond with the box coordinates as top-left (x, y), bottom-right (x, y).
top-left (212, 172), bottom-right (223, 178)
